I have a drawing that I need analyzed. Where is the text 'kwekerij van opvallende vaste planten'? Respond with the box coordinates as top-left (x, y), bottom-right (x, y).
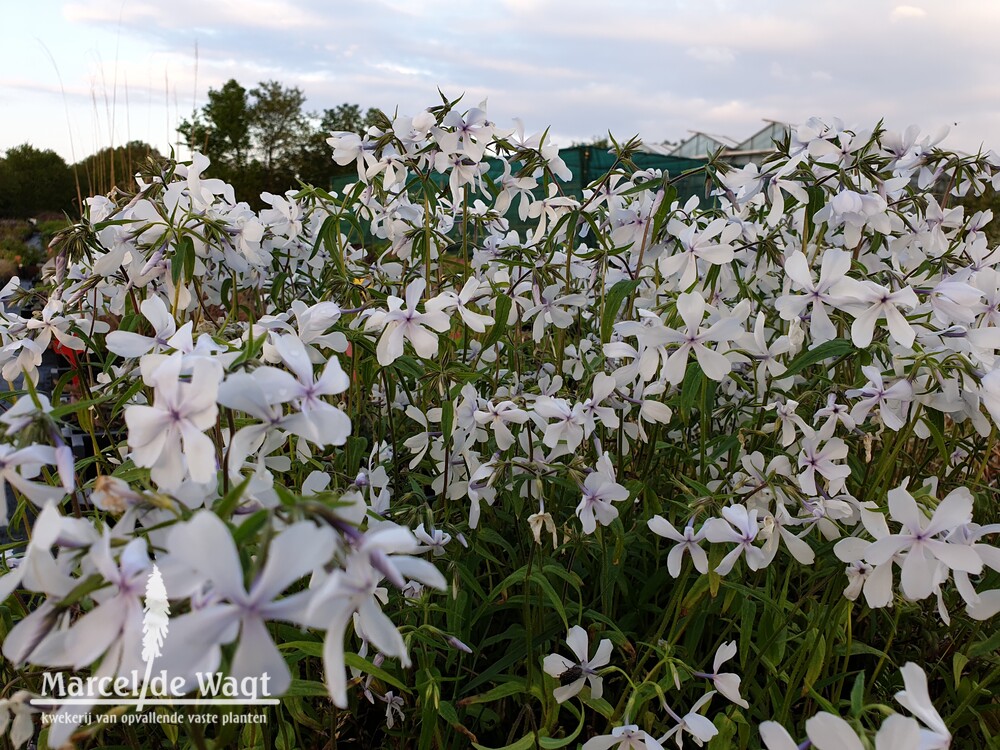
top-left (1, 97), bottom-right (999, 749)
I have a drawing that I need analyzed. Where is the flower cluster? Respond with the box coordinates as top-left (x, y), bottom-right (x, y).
top-left (0, 101), bottom-right (998, 747)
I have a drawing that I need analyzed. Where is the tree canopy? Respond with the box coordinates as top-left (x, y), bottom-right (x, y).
top-left (0, 144), bottom-right (76, 218)
top-left (178, 78), bottom-right (379, 205)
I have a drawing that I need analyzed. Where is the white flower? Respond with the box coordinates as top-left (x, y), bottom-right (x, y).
top-left (542, 625), bottom-right (613, 703)
top-left (125, 353), bottom-right (220, 490)
top-left (895, 662), bottom-right (951, 749)
top-left (703, 505), bottom-right (766, 575)
top-left (661, 292), bottom-right (747, 384)
top-left (841, 280), bottom-right (919, 349)
top-left (106, 294), bottom-right (177, 358)
top-left (262, 333), bottom-right (352, 448)
top-left (307, 524), bottom-right (446, 708)
top-left (366, 278), bottom-right (451, 365)
top-left (647, 517), bottom-right (708, 577)
top-left (576, 453), bottom-right (629, 534)
top-left (0, 691), bottom-right (37, 749)
top-left (699, 641), bottom-right (749, 709)
top-left (583, 725), bottom-right (665, 750)
top-left (659, 216), bottom-right (741, 290)
top-left (797, 436), bottom-right (850, 496)
top-left (0, 444), bottom-right (64, 524)
top-left (156, 513), bottom-right (337, 697)
top-left (864, 484), bottom-right (982, 601)
top-left (847, 365), bottom-right (914, 431)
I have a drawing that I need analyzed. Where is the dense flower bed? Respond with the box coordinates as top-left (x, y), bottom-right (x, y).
top-left (1, 100), bottom-right (999, 749)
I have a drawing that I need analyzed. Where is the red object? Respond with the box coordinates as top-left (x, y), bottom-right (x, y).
top-left (52, 339), bottom-right (81, 390)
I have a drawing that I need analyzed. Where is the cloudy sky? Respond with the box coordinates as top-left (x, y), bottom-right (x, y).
top-left (2, 0), bottom-right (999, 163)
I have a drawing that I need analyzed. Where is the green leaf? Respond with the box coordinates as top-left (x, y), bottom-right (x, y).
top-left (232, 509), bottom-right (269, 545)
top-left (528, 570), bottom-right (569, 629)
top-left (601, 278), bottom-right (642, 342)
top-left (679, 362), bottom-right (704, 422)
top-left (953, 653), bottom-right (969, 690)
top-left (441, 400), bottom-right (455, 444)
top-left (473, 734), bottom-right (536, 750)
top-left (924, 409), bottom-right (950, 465)
top-left (968, 627), bottom-right (1000, 659)
top-left (803, 185), bottom-right (826, 244)
top-left (483, 295), bottom-right (512, 350)
top-left (214, 476), bottom-right (253, 519)
top-left (343, 652), bottom-right (411, 694)
top-left (345, 435), bottom-right (367, 477)
top-left (459, 679), bottom-right (525, 705)
top-left (802, 633), bottom-right (827, 696)
top-left (283, 679), bottom-right (328, 697)
top-left (850, 671), bottom-right (866, 716)
top-left (782, 339), bottom-right (854, 378)
top-left (650, 182), bottom-right (678, 240)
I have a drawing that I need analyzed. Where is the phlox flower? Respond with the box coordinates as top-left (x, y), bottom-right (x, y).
top-left (424, 277), bottom-right (495, 333)
top-left (259, 333), bottom-right (352, 449)
top-left (0, 691), bottom-right (37, 749)
top-left (328, 131), bottom-right (379, 183)
top-left (647, 516), bottom-right (708, 577)
top-left (762, 713), bottom-right (921, 750)
top-left (659, 216), bottom-right (741, 290)
top-left (576, 453), bottom-right (629, 534)
top-left (660, 292), bottom-right (747, 384)
top-left (124, 353), bottom-right (220, 490)
top-left (776, 249), bottom-right (856, 344)
top-left (583, 725), bottom-right (665, 750)
top-left (981, 368), bottom-right (1000, 427)
top-left (840, 280), bottom-right (919, 349)
top-left (542, 625), bottom-right (613, 703)
top-left (895, 662), bottom-right (951, 749)
top-left (474, 399), bottom-right (530, 450)
top-left (106, 294), bottom-right (177, 358)
top-left (864, 483), bottom-right (981, 601)
top-left (797, 436), bottom-right (850, 496)
top-left (759, 505), bottom-right (816, 567)
top-left (32, 534), bottom-right (150, 674)
top-left (25, 298), bottom-right (94, 354)
top-left (523, 284), bottom-right (588, 343)
top-left (696, 641), bottom-right (749, 709)
top-left (0, 444), bottom-right (65, 524)
top-left (525, 184), bottom-right (580, 244)
top-left (703, 505), bottom-right (766, 575)
top-left (533, 395), bottom-right (586, 455)
top-left (156, 512), bottom-right (337, 697)
top-left (307, 524), bottom-right (446, 708)
top-left (847, 365), bottom-right (914, 431)
top-left (813, 394), bottom-right (856, 439)
top-left (365, 279), bottom-right (451, 366)
top-left (815, 187), bottom-right (893, 248)
top-left (660, 691), bottom-right (719, 748)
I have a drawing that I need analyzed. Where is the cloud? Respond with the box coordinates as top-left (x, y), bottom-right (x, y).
top-left (891, 5), bottom-right (927, 21)
top-left (686, 46), bottom-right (736, 65)
top-left (3, 0), bottom-right (1000, 161)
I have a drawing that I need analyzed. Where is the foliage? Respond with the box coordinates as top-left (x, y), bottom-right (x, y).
top-left (73, 140), bottom-right (163, 199)
top-left (0, 144), bottom-right (75, 219)
top-left (177, 78), bottom-right (377, 204)
top-left (0, 101), bottom-right (999, 750)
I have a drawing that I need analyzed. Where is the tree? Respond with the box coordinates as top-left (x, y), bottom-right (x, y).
top-left (74, 141), bottom-right (162, 198)
top-left (248, 80), bottom-right (309, 180)
top-left (0, 144), bottom-right (76, 218)
top-left (177, 78), bottom-right (377, 202)
top-left (294, 105), bottom-right (380, 189)
top-left (178, 80), bottom-right (251, 174)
